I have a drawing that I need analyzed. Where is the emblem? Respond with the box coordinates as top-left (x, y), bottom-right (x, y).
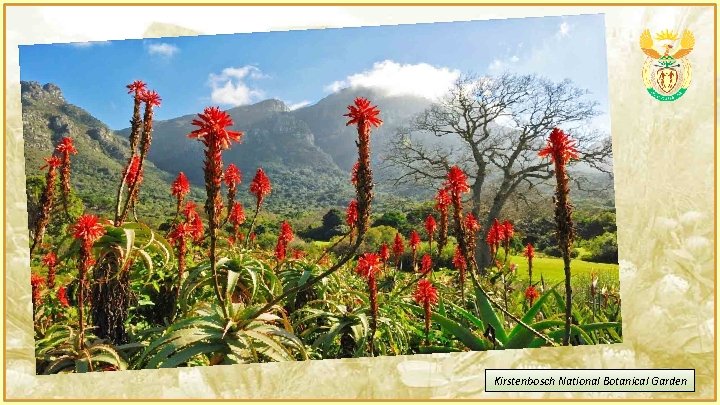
top-left (640, 29), bottom-right (694, 101)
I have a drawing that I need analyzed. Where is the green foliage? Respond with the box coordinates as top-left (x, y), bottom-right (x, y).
top-left (581, 232), bottom-right (619, 264)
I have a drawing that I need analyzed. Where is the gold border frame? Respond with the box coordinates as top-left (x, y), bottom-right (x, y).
top-left (3, 3), bottom-right (716, 401)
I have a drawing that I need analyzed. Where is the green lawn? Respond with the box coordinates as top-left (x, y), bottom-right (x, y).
top-left (506, 254), bottom-right (619, 284)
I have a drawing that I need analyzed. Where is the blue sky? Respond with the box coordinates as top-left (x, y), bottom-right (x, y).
top-left (20, 14), bottom-right (608, 131)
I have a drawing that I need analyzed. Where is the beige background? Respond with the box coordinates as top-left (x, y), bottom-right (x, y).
top-left (3, 5), bottom-right (715, 400)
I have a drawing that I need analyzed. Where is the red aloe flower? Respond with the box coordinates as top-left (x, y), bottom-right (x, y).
top-left (413, 278), bottom-right (438, 343)
top-left (419, 253), bottom-right (433, 276)
top-left (72, 214), bottom-right (105, 342)
top-left (72, 214), bottom-right (106, 249)
top-left (228, 202), bottom-right (246, 245)
top-left (31, 273), bottom-right (46, 308)
top-left (139, 89), bottom-right (162, 108)
top-left (55, 137), bottom-right (78, 215)
top-left (274, 221), bottom-right (294, 261)
top-left (486, 218), bottom-right (504, 257)
top-left (345, 199), bottom-right (359, 229)
top-left (224, 164), bottom-right (242, 219)
top-left (57, 285), bottom-right (70, 308)
top-left (524, 242), bottom-right (535, 284)
top-left (379, 243), bottom-right (390, 264)
top-left (171, 172), bottom-right (191, 215)
top-left (443, 166), bottom-right (474, 271)
top-left (539, 127), bottom-right (578, 346)
top-left (169, 221), bottom-right (193, 297)
top-left (344, 97), bottom-right (383, 128)
top-left (183, 201), bottom-right (204, 243)
top-left (345, 97), bottom-right (382, 239)
top-left (228, 202), bottom-right (246, 227)
top-left (409, 230), bottom-right (421, 252)
top-left (124, 155), bottom-right (142, 189)
top-left (42, 251), bottom-right (58, 289)
top-left (224, 164), bottom-right (242, 187)
top-left (465, 212), bottom-right (480, 234)
top-left (393, 233), bottom-right (405, 267)
top-left (188, 107), bottom-right (243, 315)
top-left (444, 166), bottom-right (470, 197)
top-left (249, 168), bottom-right (272, 210)
top-left (434, 188), bottom-right (451, 254)
top-left (525, 285), bottom-right (540, 306)
top-left (355, 252), bottom-right (381, 353)
top-left (188, 106), bottom-right (241, 150)
top-left (126, 80), bottom-right (147, 96)
top-left (453, 246), bottom-right (468, 301)
top-left (291, 249), bottom-right (306, 260)
top-left (249, 232), bottom-right (256, 245)
top-left (538, 127), bottom-right (580, 165)
top-left (424, 214), bottom-right (437, 248)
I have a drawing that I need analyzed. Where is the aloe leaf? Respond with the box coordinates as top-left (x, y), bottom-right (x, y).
top-left (430, 311), bottom-right (489, 351)
top-left (473, 286), bottom-right (508, 345)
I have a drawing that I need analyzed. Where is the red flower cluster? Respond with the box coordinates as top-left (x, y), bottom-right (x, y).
top-left (344, 97), bottom-right (383, 128)
top-left (452, 246), bottom-right (467, 271)
top-left (124, 155), bottom-right (142, 187)
top-left (224, 164), bottom-right (242, 188)
top-left (126, 80), bottom-right (147, 96)
top-left (523, 243), bottom-right (535, 260)
top-left (379, 243), bottom-right (390, 264)
top-left (420, 254), bottom-right (433, 276)
top-left (183, 201), bottom-right (204, 242)
top-left (228, 202), bottom-right (246, 227)
top-left (355, 253), bottom-right (382, 280)
top-left (57, 286), bottom-right (70, 308)
top-left (171, 172), bottom-right (190, 200)
top-left (41, 156), bottom-right (62, 170)
top-left (31, 273), bottom-right (46, 307)
top-left (525, 285), bottom-right (540, 305)
top-left (413, 278), bottom-right (439, 306)
top-left (292, 249), bottom-right (306, 260)
top-left (72, 214), bottom-right (106, 248)
top-left (414, 278), bottom-right (438, 343)
top-left (486, 218), bottom-right (514, 256)
top-left (538, 127), bottom-right (579, 165)
top-left (274, 221), bottom-right (294, 261)
top-left (249, 168), bottom-right (272, 209)
top-left (424, 215), bottom-right (437, 240)
top-left (444, 166), bottom-right (470, 197)
top-left (393, 233), bottom-right (405, 264)
top-left (139, 90), bottom-right (162, 108)
top-left (465, 213), bottom-right (480, 234)
top-left (55, 136), bottom-right (78, 156)
top-left (345, 199), bottom-right (358, 228)
top-left (409, 230), bottom-right (421, 252)
top-left (189, 107), bottom-right (242, 150)
top-left (43, 251), bottom-right (58, 288)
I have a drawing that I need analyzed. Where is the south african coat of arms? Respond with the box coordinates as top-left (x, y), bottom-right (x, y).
top-left (640, 28), bottom-right (694, 101)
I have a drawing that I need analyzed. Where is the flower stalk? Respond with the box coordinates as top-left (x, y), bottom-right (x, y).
top-left (539, 127), bottom-right (579, 346)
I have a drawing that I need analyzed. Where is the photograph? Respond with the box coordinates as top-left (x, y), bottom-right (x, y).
top-left (20, 14), bottom-right (621, 374)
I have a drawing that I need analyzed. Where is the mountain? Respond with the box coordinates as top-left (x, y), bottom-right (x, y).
top-left (21, 81), bottom-right (195, 225)
top-left (292, 87), bottom-right (432, 171)
top-left (115, 87), bottom-right (434, 213)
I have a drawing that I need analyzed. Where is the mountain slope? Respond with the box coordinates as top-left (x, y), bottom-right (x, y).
top-left (21, 81), bottom-right (192, 225)
top-left (116, 99), bottom-right (356, 214)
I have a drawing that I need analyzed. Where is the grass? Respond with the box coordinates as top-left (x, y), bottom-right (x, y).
top-left (506, 254), bottom-right (619, 284)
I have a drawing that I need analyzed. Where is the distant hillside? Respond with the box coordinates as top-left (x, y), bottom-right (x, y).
top-left (20, 81), bottom-right (199, 225)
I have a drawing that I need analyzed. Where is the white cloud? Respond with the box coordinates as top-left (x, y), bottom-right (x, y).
top-left (208, 65), bottom-right (266, 106)
top-left (557, 22), bottom-right (571, 38)
top-left (146, 42), bottom-right (179, 58)
top-left (324, 60), bottom-right (461, 100)
top-left (287, 100), bottom-right (311, 110)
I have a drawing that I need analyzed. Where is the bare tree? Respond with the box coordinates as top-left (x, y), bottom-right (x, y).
top-left (382, 73), bottom-right (613, 270)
